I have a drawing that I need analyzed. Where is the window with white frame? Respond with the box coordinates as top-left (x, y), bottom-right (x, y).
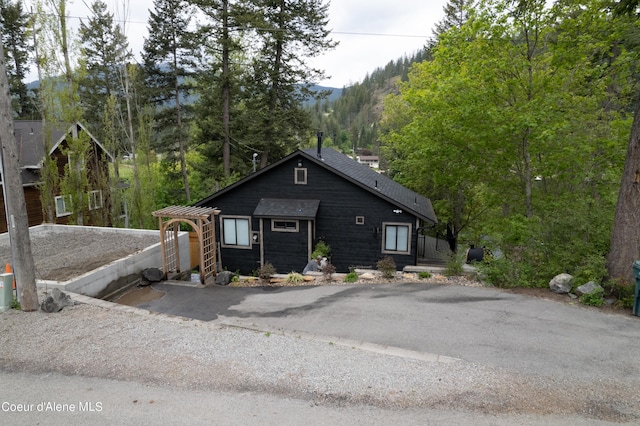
top-left (88, 190), bottom-right (103, 210)
top-left (294, 167), bottom-right (307, 184)
top-left (221, 216), bottom-right (251, 248)
top-left (55, 195), bottom-right (73, 217)
top-left (382, 223), bottom-right (411, 254)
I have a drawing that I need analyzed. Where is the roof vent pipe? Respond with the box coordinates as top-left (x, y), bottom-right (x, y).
top-left (317, 131), bottom-right (323, 159)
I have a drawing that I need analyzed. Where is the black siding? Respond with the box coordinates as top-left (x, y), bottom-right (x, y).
top-left (201, 155), bottom-right (418, 274)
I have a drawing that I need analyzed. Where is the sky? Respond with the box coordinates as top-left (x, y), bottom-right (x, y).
top-left (61, 0), bottom-right (449, 88)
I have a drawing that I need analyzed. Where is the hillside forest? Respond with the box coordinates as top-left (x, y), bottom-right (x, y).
top-left (2, 0), bottom-right (640, 291)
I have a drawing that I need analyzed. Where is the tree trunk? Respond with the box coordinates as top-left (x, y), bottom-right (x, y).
top-left (222, 0), bottom-right (231, 177)
top-left (607, 100), bottom-right (640, 283)
top-left (0, 42), bottom-right (39, 311)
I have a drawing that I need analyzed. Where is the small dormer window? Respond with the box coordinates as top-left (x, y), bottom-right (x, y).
top-left (294, 167), bottom-right (307, 184)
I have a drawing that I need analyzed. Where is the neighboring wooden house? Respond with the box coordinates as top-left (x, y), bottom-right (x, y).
top-left (0, 121), bottom-right (114, 233)
top-left (195, 147), bottom-right (438, 275)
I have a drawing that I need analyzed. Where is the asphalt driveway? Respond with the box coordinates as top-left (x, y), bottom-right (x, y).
top-left (136, 281), bottom-right (640, 381)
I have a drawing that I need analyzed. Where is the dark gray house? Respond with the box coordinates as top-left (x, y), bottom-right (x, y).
top-left (194, 147), bottom-right (437, 274)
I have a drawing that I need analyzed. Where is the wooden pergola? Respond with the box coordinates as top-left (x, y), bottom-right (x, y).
top-left (152, 206), bottom-right (220, 284)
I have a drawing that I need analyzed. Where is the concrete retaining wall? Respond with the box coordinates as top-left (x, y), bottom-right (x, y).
top-left (17, 225), bottom-right (190, 298)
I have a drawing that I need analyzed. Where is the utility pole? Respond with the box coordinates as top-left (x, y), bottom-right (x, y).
top-left (0, 40), bottom-right (39, 311)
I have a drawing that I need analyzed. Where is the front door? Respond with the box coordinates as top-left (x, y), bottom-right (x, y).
top-left (260, 218), bottom-right (312, 274)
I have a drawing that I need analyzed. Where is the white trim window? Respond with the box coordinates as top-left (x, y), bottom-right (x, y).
top-left (382, 223), bottom-right (411, 255)
top-left (221, 216), bottom-right (252, 249)
top-left (88, 190), bottom-right (103, 210)
top-left (294, 167), bottom-right (307, 184)
top-left (55, 195), bottom-right (73, 217)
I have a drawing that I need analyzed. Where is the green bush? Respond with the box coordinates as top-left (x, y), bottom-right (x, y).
top-left (10, 297), bottom-right (20, 310)
top-left (376, 256), bottom-right (397, 279)
top-left (444, 253), bottom-right (464, 277)
top-left (418, 271), bottom-right (432, 279)
top-left (572, 255), bottom-right (608, 286)
top-left (603, 278), bottom-right (635, 309)
top-left (285, 272), bottom-right (305, 284)
top-left (344, 271), bottom-right (359, 283)
top-left (478, 257), bottom-right (533, 288)
top-left (580, 289), bottom-right (605, 307)
top-left (311, 240), bottom-right (330, 259)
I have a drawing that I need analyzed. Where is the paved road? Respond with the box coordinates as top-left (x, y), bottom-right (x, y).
top-left (0, 370), bottom-right (607, 426)
top-left (138, 282), bottom-right (640, 380)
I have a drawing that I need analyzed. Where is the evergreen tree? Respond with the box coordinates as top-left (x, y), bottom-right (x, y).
top-left (607, 0), bottom-right (640, 283)
top-left (432, 0), bottom-right (476, 40)
top-left (0, 0), bottom-right (36, 118)
top-left (143, 0), bottom-right (199, 203)
top-left (241, 0), bottom-right (337, 167)
top-left (192, 0), bottom-right (245, 178)
top-left (78, 0), bottom-right (131, 141)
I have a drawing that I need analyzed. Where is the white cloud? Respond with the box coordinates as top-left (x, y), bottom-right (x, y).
top-left (54, 0), bottom-right (449, 88)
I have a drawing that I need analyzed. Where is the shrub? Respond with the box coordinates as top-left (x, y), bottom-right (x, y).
top-left (285, 272), bottom-right (305, 284)
top-left (257, 262), bottom-right (276, 282)
top-left (344, 271), bottom-right (359, 283)
top-left (444, 253), bottom-right (464, 277)
top-left (322, 262), bottom-right (336, 281)
top-left (10, 297), bottom-right (20, 310)
top-left (418, 271), bottom-right (432, 279)
top-left (478, 257), bottom-right (533, 288)
top-left (573, 255), bottom-right (608, 286)
top-left (311, 240), bottom-right (330, 259)
top-left (603, 278), bottom-right (635, 309)
top-left (376, 256), bottom-right (396, 279)
top-left (580, 289), bottom-right (605, 307)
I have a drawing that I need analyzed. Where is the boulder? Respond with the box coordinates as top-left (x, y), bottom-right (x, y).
top-left (215, 271), bottom-right (235, 286)
top-left (142, 268), bottom-right (164, 283)
top-left (359, 272), bottom-right (376, 280)
top-left (40, 288), bottom-right (74, 313)
top-left (575, 281), bottom-right (604, 297)
top-left (549, 273), bottom-right (574, 294)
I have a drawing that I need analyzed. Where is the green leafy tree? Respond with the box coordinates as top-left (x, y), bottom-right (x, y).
top-left (381, 0), bottom-right (632, 285)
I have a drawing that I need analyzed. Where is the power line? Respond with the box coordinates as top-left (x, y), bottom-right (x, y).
top-left (28, 11), bottom-right (429, 40)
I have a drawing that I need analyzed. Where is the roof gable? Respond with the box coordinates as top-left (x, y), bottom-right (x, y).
top-left (13, 120), bottom-right (114, 168)
top-left (196, 147), bottom-right (437, 224)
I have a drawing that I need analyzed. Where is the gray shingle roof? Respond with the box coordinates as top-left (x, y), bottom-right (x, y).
top-left (13, 121), bottom-right (114, 169)
top-left (301, 148), bottom-right (437, 224)
top-left (253, 198), bottom-right (320, 219)
top-left (195, 147), bottom-right (437, 225)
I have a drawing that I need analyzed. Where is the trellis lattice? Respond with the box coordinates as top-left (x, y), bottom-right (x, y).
top-left (152, 206), bottom-right (221, 284)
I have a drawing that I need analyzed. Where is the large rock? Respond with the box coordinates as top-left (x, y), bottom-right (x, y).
top-left (359, 272), bottom-right (377, 280)
top-left (40, 288), bottom-right (74, 313)
top-left (575, 281), bottom-right (604, 296)
top-left (215, 271), bottom-right (235, 286)
top-left (142, 268), bottom-right (164, 283)
top-left (549, 273), bottom-right (574, 294)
